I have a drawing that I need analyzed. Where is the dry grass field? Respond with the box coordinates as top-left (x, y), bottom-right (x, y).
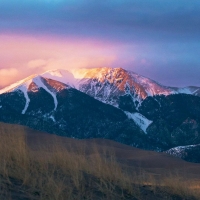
top-left (0, 122), bottom-right (200, 200)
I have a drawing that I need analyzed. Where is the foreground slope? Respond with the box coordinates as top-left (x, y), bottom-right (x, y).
top-left (0, 122), bottom-right (200, 200)
top-left (27, 125), bottom-right (200, 178)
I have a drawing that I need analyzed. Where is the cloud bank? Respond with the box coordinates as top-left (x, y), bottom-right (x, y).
top-left (0, 0), bottom-right (200, 87)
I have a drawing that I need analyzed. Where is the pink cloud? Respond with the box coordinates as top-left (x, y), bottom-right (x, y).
top-left (28, 59), bottom-right (47, 68)
top-left (0, 34), bottom-right (130, 88)
top-left (0, 68), bottom-right (19, 87)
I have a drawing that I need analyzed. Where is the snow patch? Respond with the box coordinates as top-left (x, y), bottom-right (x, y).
top-left (166, 144), bottom-right (199, 158)
top-left (125, 112), bottom-right (153, 133)
top-left (177, 87), bottom-right (193, 95)
top-left (49, 115), bottom-right (56, 122)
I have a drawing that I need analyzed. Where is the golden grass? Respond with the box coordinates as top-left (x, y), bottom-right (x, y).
top-left (0, 123), bottom-right (200, 199)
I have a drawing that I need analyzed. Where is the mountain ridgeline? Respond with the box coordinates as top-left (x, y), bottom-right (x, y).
top-left (0, 67), bottom-right (200, 162)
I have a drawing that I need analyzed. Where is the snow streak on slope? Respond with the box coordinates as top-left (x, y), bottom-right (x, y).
top-left (33, 76), bottom-right (58, 110)
top-left (125, 112), bottom-right (153, 133)
top-left (18, 84), bottom-right (31, 114)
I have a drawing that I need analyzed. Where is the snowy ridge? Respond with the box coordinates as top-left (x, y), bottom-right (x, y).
top-left (71, 67), bottom-right (177, 109)
top-left (125, 112), bottom-right (153, 133)
top-left (72, 67), bottom-right (177, 107)
top-left (71, 67), bottom-right (200, 100)
top-left (0, 75), bottom-right (37, 94)
top-left (129, 71), bottom-right (173, 97)
top-left (33, 76), bottom-right (58, 110)
top-left (0, 74), bottom-right (61, 113)
top-left (1, 68), bottom-right (200, 100)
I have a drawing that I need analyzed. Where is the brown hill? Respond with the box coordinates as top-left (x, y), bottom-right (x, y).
top-left (25, 125), bottom-right (200, 180)
top-left (1, 122), bottom-right (200, 200)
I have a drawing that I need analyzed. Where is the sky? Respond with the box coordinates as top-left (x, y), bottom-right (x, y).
top-left (0, 0), bottom-right (200, 88)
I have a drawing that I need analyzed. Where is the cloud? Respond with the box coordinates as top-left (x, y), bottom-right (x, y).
top-left (0, 1), bottom-right (200, 87)
top-left (41, 56), bottom-right (117, 72)
top-left (0, 34), bottom-right (123, 88)
top-left (0, 68), bottom-right (18, 76)
top-left (0, 68), bottom-right (19, 87)
top-left (28, 59), bottom-right (47, 68)
top-left (0, 33), bottom-right (200, 88)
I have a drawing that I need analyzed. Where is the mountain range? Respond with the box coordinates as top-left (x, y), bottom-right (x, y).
top-left (0, 67), bottom-right (200, 162)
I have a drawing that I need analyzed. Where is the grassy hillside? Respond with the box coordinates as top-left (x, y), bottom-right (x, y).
top-left (0, 122), bottom-right (200, 200)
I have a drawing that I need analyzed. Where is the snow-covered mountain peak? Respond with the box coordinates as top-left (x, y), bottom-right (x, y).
top-left (71, 67), bottom-right (116, 80)
top-left (70, 67), bottom-right (175, 103)
top-left (71, 67), bottom-right (138, 84)
top-left (1, 67), bottom-right (200, 112)
top-left (0, 74), bottom-right (71, 114)
top-left (0, 69), bottom-right (75, 95)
